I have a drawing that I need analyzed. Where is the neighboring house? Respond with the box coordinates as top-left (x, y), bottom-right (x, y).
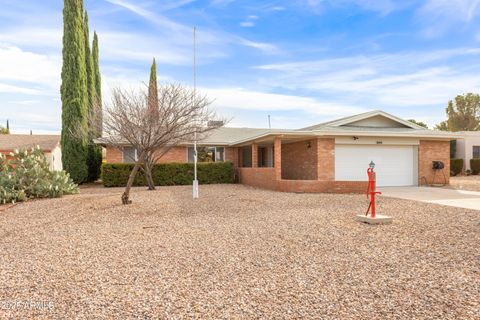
top-left (95, 110), bottom-right (460, 193)
top-left (455, 132), bottom-right (480, 171)
top-left (0, 134), bottom-right (62, 171)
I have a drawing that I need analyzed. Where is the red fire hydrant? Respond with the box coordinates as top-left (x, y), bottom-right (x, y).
top-left (366, 161), bottom-right (381, 219)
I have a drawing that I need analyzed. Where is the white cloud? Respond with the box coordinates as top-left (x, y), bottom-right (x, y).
top-left (240, 21), bottom-right (255, 27)
top-left (0, 28), bottom-right (61, 50)
top-left (253, 48), bottom-right (480, 117)
top-left (0, 83), bottom-right (41, 95)
top-left (303, 0), bottom-right (405, 15)
top-left (210, 0), bottom-right (235, 6)
top-left (104, 0), bottom-right (278, 54)
top-left (418, 0), bottom-right (480, 36)
top-left (0, 45), bottom-right (60, 87)
top-left (202, 87), bottom-right (366, 116)
top-left (420, 0), bottom-right (480, 22)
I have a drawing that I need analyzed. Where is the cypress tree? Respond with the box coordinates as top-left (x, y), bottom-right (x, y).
top-left (91, 31), bottom-right (103, 180)
top-left (61, 0), bottom-right (88, 183)
top-left (148, 58), bottom-right (158, 104)
top-left (147, 58), bottom-right (158, 122)
top-left (92, 32), bottom-right (102, 133)
top-left (83, 11), bottom-right (100, 181)
top-left (84, 12), bottom-right (94, 119)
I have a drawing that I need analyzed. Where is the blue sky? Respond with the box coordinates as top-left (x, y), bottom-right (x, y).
top-left (1, 0), bottom-right (480, 133)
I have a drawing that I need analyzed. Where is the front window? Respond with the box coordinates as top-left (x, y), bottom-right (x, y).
top-left (188, 146), bottom-right (225, 163)
top-left (473, 146), bottom-right (480, 158)
top-left (123, 147), bottom-right (137, 163)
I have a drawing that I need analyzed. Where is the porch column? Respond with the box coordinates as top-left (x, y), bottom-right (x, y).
top-left (252, 143), bottom-right (258, 168)
top-left (274, 137), bottom-right (281, 180)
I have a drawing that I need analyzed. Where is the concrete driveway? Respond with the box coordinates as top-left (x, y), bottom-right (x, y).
top-left (379, 186), bottom-right (480, 211)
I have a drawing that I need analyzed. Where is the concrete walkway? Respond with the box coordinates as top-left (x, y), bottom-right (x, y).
top-left (379, 186), bottom-right (480, 211)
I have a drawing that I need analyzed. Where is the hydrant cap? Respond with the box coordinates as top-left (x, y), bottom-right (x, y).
top-left (369, 161), bottom-right (375, 169)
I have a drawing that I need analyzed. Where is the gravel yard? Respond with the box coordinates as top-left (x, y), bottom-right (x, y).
top-left (0, 184), bottom-right (479, 319)
top-left (451, 175), bottom-right (480, 192)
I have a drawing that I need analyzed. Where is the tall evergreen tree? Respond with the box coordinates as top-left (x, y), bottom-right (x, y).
top-left (90, 31), bottom-right (103, 181)
top-left (92, 32), bottom-right (102, 133)
top-left (84, 11), bottom-right (94, 118)
top-left (84, 11), bottom-right (100, 182)
top-left (61, 0), bottom-right (88, 183)
top-left (148, 58), bottom-right (158, 105)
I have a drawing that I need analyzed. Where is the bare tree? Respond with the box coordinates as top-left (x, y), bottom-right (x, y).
top-left (100, 83), bottom-right (223, 204)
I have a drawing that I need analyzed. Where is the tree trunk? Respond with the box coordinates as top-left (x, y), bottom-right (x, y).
top-left (145, 162), bottom-right (156, 190)
top-left (121, 152), bottom-right (145, 205)
top-left (143, 154), bottom-right (156, 191)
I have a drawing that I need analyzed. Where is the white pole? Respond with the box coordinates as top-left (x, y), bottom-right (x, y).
top-left (192, 26), bottom-right (199, 199)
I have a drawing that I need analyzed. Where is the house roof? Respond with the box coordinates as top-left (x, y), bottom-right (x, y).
top-left (0, 134), bottom-right (60, 152)
top-left (199, 127), bottom-right (282, 145)
top-left (300, 110), bottom-right (424, 130)
top-left (94, 110), bottom-right (462, 147)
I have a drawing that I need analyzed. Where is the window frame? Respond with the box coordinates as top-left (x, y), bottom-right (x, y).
top-left (123, 146), bottom-right (138, 163)
top-left (473, 146), bottom-right (480, 159)
top-left (187, 146), bottom-right (225, 163)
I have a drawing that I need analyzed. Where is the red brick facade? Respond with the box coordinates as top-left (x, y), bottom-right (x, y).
top-left (105, 145), bottom-right (236, 164)
top-left (105, 146), bottom-right (123, 163)
top-left (239, 138), bottom-right (451, 193)
top-left (281, 139), bottom-right (317, 180)
top-left (105, 138), bottom-right (451, 193)
top-left (418, 140), bottom-right (450, 185)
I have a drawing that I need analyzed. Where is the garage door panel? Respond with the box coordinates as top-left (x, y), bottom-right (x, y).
top-left (335, 145), bottom-right (417, 187)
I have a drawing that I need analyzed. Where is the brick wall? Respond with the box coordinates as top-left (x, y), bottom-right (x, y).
top-left (105, 145), bottom-right (238, 165)
top-left (157, 147), bottom-right (187, 163)
top-left (239, 168), bottom-right (276, 190)
top-left (418, 140), bottom-right (450, 185)
top-left (105, 146), bottom-right (187, 163)
top-left (317, 138), bottom-right (335, 181)
top-left (281, 139), bottom-right (318, 180)
top-left (239, 167), bottom-right (367, 194)
top-left (105, 146), bottom-right (123, 163)
top-left (225, 147), bottom-right (238, 167)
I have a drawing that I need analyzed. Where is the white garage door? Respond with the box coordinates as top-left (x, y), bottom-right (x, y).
top-left (335, 145), bottom-right (417, 187)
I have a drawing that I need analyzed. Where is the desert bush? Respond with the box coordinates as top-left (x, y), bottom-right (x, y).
top-left (450, 158), bottom-right (464, 176)
top-left (102, 162), bottom-right (234, 187)
top-left (0, 147), bottom-right (79, 204)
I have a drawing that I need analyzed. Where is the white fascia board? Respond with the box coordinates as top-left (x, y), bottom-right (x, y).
top-left (329, 110), bottom-right (423, 130)
top-left (229, 130), bottom-right (318, 146)
top-left (314, 130), bottom-right (463, 139)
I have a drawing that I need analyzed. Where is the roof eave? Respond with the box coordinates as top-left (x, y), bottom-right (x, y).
top-left (312, 130), bottom-right (462, 139)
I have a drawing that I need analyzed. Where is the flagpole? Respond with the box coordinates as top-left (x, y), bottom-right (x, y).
top-left (192, 26), bottom-right (199, 199)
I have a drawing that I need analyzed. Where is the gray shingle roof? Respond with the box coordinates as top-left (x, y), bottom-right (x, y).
top-left (0, 135), bottom-right (60, 152)
top-left (94, 110), bottom-right (461, 147)
top-left (197, 127), bottom-right (277, 145)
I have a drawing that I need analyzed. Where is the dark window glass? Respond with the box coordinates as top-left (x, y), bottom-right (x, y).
top-left (188, 146), bottom-right (225, 163)
top-left (216, 147), bottom-right (224, 162)
top-left (123, 147), bottom-right (136, 163)
top-left (188, 147), bottom-right (195, 162)
top-left (473, 146), bottom-right (480, 158)
top-left (242, 146), bottom-right (252, 167)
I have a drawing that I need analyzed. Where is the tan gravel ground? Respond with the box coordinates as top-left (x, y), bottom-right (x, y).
top-left (450, 175), bottom-right (480, 192)
top-left (0, 184), bottom-right (479, 319)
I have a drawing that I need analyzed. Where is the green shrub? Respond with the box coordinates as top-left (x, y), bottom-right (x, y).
top-left (0, 147), bottom-right (79, 204)
top-left (450, 158), bottom-right (464, 176)
top-left (102, 162), bottom-right (235, 187)
top-left (450, 140), bottom-right (456, 159)
top-left (470, 159), bottom-right (480, 175)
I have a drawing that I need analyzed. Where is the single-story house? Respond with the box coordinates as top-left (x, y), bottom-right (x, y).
top-left (96, 110), bottom-right (460, 193)
top-left (0, 134), bottom-right (62, 171)
top-left (455, 132), bottom-right (480, 171)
